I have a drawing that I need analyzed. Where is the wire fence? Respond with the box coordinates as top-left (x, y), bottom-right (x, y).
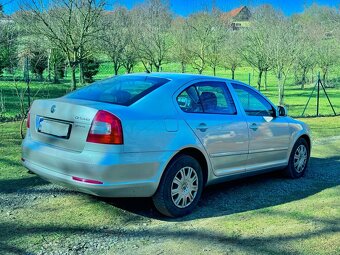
top-left (0, 61), bottom-right (339, 122)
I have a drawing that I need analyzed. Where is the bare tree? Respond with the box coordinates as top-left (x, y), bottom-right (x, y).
top-left (185, 11), bottom-right (222, 74)
top-left (222, 30), bottom-right (243, 80)
top-left (308, 5), bottom-right (339, 86)
top-left (268, 12), bottom-right (300, 105)
top-left (291, 13), bottom-right (319, 89)
top-left (19, 0), bottom-right (105, 90)
top-left (205, 10), bottom-right (227, 76)
top-left (121, 43), bottom-right (138, 74)
top-left (171, 17), bottom-right (191, 73)
top-left (131, 0), bottom-right (172, 72)
top-left (0, 15), bottom-right (18, 75)
top-left (99, 6), bottom-right (129, 75)
top-left (240, 6), bottom-right (273, 91)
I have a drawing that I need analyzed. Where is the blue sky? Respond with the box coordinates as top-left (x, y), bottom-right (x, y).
top-left (2, 0), bottom-right (339, 16)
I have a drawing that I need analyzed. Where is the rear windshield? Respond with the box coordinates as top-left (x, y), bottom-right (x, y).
top-left (65, 76), bottom-right (169, 106)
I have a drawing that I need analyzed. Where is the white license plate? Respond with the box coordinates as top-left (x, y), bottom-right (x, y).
top-left (38, 118), bottom-right (70, 138)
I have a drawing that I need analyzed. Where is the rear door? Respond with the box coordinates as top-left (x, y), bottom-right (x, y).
top-left (176, 80), bottom-right (249, 176)
top-left (231, 83), bottom-right (290, 171)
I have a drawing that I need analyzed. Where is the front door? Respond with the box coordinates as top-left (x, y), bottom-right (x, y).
top-left (231, 83), bottom-right (290, 172)
top-left (176, 81), bottom-right (249, 176)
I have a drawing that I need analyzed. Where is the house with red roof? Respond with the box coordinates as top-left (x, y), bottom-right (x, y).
top-left (221, 6), bottom-right (251, 30)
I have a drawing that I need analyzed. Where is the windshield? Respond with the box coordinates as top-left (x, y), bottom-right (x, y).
top-left (65, 76), bottom-right (169, 106)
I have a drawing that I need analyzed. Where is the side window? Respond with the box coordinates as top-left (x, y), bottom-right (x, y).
top-left (232, 83), bottom-right (274, 117)
top-left (177, 86), bottom-right (203, 113)
top-left (177, 81), bottom-right (237, 115)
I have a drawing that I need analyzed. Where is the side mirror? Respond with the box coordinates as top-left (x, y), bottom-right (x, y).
top-left (277, 106), bottom-right (287, 117)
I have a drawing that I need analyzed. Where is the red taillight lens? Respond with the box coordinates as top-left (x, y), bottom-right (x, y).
top-left (26, 112), bottom-right (30, 128)
top-left (86, 110), bottom-right (123, 144)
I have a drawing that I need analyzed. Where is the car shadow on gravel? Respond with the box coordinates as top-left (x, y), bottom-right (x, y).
top-left (0, 175), bottom-right (49, 194)
top-left (102, 155), bottom-right (340, 221)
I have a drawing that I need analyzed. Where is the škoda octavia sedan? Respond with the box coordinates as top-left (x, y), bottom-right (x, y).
top-left (22, 73), bottom-right (311, 217)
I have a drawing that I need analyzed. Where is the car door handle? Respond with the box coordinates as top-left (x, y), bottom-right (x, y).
top-left (196, 123), bottom-right (208, 132)
top-left (249, 123), bottom-right (258, 131)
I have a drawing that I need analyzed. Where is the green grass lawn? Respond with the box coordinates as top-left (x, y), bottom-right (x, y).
top-left (0, 63), bottom-right (339, 120)
top-left (0, 117), bottom-right (339, 254)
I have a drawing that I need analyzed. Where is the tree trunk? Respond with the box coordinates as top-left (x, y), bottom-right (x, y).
top-left (301, 67), bottom-right (307, 89)
top-left (264, 70), bottom-right (268, 90)
top-left (231, 68), bottom-right (235, 80)
top-left (71, 66), bottom-right (76, 91)
top-left (79, 62), bottom-right (84, 85)
top-left (278, 72), bottom-right (284, 105)
top-left (125, 63), bottom-right (133, 73)
top-left (213, 66), bottom-right (216, 76)
top-left (141, 60), bottom-right (150, 73)
top-left (53, 62), bottom-right (59, 84)
top-left (181, 62), bottom-right (186, 73)
top-left (294, 69), bottom-right (299, 84)
top-left (113, 62), bottom-right (120, 75)
top-left (155, 64), bottom-right (160, 72)
top-left (47, 49), bottom-right (51, 82)
top-left (257, 70), bottom-right (263, 91)
top-left (322, 68), bottom-right (327, 86)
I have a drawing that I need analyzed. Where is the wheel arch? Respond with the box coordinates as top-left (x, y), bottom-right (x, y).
top-left (164, 147), bottom-right (210, 186)
top-left (299, 134), bottom-right (311, 154)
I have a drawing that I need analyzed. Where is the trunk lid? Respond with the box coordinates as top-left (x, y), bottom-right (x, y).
top-left (30, 98), bottom-right (104, 152)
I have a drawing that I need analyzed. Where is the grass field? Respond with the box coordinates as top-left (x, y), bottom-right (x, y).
top-left (1, 62), bottom-right (339, 253)
top-left (0, 117), bottom-right (339, 254)
top-left (0, 63), bottom-right (340, 120)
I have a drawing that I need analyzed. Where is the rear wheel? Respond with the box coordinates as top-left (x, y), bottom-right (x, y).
top-left (285, 138), bottom-right (310, 178)
top-left (153, 155), bottom-right (203, 217)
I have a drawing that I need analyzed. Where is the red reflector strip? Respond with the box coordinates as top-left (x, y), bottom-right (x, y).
top-left (72, 176), bottom-right (103, 184)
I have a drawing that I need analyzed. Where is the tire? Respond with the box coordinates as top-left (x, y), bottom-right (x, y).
top-left (284, 138), bottom-right (310, 178)
top-left (153, 155), bottom-right (203, 217)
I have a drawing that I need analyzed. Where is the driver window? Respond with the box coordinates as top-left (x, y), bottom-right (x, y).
top-left (232, 83), bottom-right (274, 117)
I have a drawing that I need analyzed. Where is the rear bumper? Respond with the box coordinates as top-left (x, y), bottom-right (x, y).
top-left (22, 137), bottom-right (174, 197)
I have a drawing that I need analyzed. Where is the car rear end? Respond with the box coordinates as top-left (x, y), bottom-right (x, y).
top-left (22, 75), bottom-right (171, 197)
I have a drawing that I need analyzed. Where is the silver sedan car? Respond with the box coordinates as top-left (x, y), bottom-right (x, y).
top-left (22, 73), bottom-right (311, 217)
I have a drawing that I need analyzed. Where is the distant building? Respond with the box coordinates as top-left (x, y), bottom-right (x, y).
top-left (221, 6), bottom-right (251, 30)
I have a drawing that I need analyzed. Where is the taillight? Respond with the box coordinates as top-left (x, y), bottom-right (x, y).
top-left (86, 110), bottom-right (123, 144)
top-left (26, 112), bottom-right (30, 128)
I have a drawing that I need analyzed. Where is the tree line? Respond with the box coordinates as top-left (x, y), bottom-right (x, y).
top-left (0, 0), bottom-right (339, 104)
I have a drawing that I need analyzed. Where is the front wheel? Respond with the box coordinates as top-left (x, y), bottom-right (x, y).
top-left (285, 138), bottom-right (310, 178)
top-left (153, 155), bottom-right (203, 217)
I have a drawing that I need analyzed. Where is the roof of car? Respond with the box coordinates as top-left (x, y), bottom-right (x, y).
top-left (123, 72), bottom-right (234, 83)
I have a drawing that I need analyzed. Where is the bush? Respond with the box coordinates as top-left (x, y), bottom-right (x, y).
top-left (82, 58), bottom-right (100, 83)
top-left (30, 51), bottom-right (48, 80)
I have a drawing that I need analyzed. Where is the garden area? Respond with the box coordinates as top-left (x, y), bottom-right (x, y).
top-left (0, 0), bottom-right (340, 254)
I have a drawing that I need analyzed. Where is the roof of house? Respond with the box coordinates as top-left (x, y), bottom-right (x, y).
top-left (227, 6), bottom-right (247, 18)
top-left (220, 6), bottom-right (250, 23)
